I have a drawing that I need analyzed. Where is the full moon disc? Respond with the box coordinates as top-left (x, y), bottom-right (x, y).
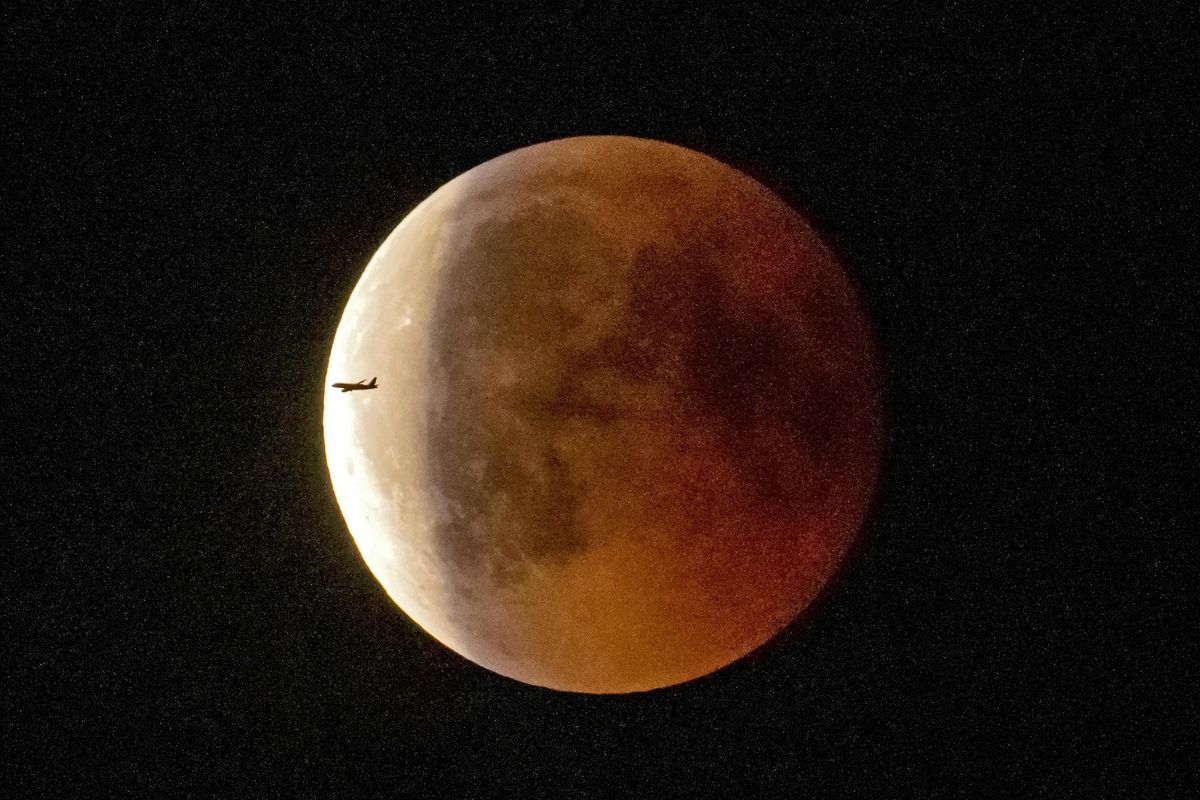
top-left (324, 136), bottom-right (883, 693)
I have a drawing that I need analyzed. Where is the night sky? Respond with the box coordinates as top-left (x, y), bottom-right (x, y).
top-left (6, 4), bottom-right (1193, 797)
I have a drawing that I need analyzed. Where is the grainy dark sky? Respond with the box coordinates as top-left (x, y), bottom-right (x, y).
top-left (5, 3), bottom-right (1193, 796)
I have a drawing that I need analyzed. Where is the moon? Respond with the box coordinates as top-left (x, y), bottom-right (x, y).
top-left (324, 136), bottom-right (883, 693)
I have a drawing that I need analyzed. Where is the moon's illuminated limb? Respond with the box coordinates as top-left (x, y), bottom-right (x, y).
top-left (324, 136), bottom-right (883, 693)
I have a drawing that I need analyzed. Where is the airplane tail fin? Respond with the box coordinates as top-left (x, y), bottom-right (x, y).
top-left (369, 377), bottom-right (377, 388)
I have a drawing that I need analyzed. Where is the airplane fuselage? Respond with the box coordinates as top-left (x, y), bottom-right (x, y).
top-left (332, 377), bottom-right (378, 393)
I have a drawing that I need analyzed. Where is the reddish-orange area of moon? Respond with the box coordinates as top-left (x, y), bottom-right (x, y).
top-left (324, 136), bottom-right (883, 693)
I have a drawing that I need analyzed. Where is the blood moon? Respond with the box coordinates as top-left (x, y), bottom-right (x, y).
top-left (324, 136), bottom-right (883, 693)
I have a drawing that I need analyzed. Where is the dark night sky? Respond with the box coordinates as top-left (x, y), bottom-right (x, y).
top-left (5, 3), bottom-right (1194, 797)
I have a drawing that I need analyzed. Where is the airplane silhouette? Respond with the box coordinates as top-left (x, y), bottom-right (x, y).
top-left (331, 377), bottom-right (378, 393)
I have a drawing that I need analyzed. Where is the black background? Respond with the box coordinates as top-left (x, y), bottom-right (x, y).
top-left (5, 3), bottom-right (1194, 797)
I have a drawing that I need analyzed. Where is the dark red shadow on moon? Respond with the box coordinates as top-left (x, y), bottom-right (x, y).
top-left (597, 138), bottom-right (893, 695)
top-left (526, 140), bottom-right (894, 697)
